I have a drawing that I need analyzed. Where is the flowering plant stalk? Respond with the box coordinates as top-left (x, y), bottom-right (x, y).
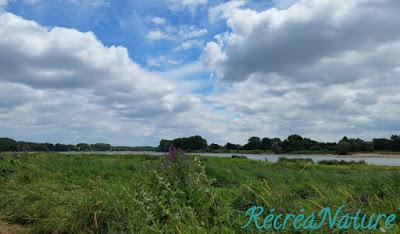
top-left (167, 145), bottom-right (177, 162)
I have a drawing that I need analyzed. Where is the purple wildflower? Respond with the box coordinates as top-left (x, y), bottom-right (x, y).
top-left (167, 145), bottom-right (177, 162)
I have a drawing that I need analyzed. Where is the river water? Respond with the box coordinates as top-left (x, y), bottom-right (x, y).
top-left (61, 151), bottom-right (400, 166)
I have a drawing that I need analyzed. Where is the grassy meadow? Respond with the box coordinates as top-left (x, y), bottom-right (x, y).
top-left (0, 152), bottom-right (399, 233)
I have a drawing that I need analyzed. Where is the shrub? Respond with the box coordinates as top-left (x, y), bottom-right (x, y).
top-left (317, 159), bottom-right (366, 165)
top-left (277, 157), bottom-right (314, 164)
top-left (231, 155), bottom-right (247, 159)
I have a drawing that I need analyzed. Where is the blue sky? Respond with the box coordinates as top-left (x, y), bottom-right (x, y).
top-left (1, 0), bottom-right (400, 146)
top-left (5, 0), bottom-right (227, 68)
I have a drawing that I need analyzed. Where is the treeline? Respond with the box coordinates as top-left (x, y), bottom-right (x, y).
top-left (2, 134), bottom-right (400, 154)
top-left (159, 134), bottom-right (400, 154)
top-left (0, 138), bottom-right (157, 152)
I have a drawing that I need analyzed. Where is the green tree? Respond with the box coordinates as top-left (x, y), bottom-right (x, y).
top-left (158, 139), bottom-right (172, 152)
top-left (373, 138), bottom-right (392, 151)
top-left (91, 143), bottom-right (112, 151)
top-left (209, 143), bottom-right (222, 151)
top-left (0, 138), bottom-right (18, 151)
top-left (391, 135), bottom-right (400, 151)
top-left (244, 136), bottom-right (261, 150)
top-left (161, 136), bottom-right (208, 151)
top-left (336, 140), bottom-right (351, 155)
top-left (54, 143), bottom-right (68, 151)
top-left (77, 143), bottom-right (91, 151)
top-left (224, 142), bottom-right (241, 150)
top-left (282, 134), bottom-right (305, 152)
top-left (260, 138), bottom-right (272, 150)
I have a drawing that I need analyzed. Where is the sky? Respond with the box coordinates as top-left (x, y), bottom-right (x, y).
top-left (0, 0), bottom-right (400, 146)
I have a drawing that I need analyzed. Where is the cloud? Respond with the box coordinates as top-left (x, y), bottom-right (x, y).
top-left (206, 73), bottom-right (400, 142)
top-left (146, 25), bottom-right (207, 42)
top-left (0, 0), bottom-right (7, 8)
top-left (160, 61), bottom-right (205, 80)
top-left (177, 25), bottom-right (207, 39)
top-left (150, 16), bottom-right (166, 25)
top-left (145, 29), bottom-right (168, 41)
top-left (200, 0), bottom-right (400, 142)
top-left (145, 24), bottom-right (207, 52)
top-left (22, 0), bottom-right (40, 5)
top-left (0, 12), bottom-right (211, 145)
top-left (208, 0), bottom-right (246, 23)
top-left (173, 39), bottom-right (203, 52)
top-left (273, 0), bottom-right (298, 9)
top-left (146, 55), bottom-right (182, 67)
top-left (168, 0), bottom-right (208, 12)
top-left (203, 0), bottom-right (400, 82)
top-left (2, 0), bottom-right (400, 145)
top-left (17, 0), bottom-right (107, 7)
top-left (67, 0), bottom-right (106, 7)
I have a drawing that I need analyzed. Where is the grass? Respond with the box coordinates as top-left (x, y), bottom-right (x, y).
top-left (0, 152), bottom-right (399, 233)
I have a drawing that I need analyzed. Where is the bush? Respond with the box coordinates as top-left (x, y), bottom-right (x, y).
top-left (277, 157), bottom-right (314, 164)
top-left (318, 159), bottom-right (366, 166)
top-left (231, 155), bottom-right (247, 159)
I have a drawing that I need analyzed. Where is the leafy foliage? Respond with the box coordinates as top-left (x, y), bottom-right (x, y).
top-left (158, 135), bottom-right (208, 152)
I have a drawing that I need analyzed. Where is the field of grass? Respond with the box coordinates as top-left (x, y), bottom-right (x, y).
top-left (1, 153), bottom-right (399, 233)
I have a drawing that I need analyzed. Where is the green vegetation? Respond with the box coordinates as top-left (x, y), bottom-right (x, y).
top-left (159, 134), bottom-right (400, 154)
top-left (158, 135), bottom-right (208, 152)
top-left (318, 159), bottom-right (367, 166)
top-left (230, 155), bottom-right (248, 159)
top-left (0, 138), bottom-right (157, 152)
top-left (1, 133), bottom-right (400, 154)
top-left (277, 157), bottom-right (314, 164)
top-left (1, 152), bottom-right (399, 233)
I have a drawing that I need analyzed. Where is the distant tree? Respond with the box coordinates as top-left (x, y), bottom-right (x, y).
top-left (158, 136), bottom-right (207, 152)
top-left (359, 141), bottom-right (373, 152)
top-left (16, 141), bottom-right (32, 151)
top-left (158, 139), bottom-right (172, 152)
top-left (319, 142), bottom-right (337, 152)
top-left (77, 143), bottom-right (91, 151)
top-left (209, 143), bottom-right (222, 150)
top-left (66, 144), bottom-right (79, 151)
top-left (0, 138), bottom-right (18, 151)
top-left (271, 141), bottom-right (282, 154)
top-left (391, 135), bottom-right (400, 151)
top-left (91, 143), bottom-right (112, 151)
top-left (260, 138), bottom-right (272, 150)
top-left (45, 143), bottom-right (55, 151)
top-left (13, 141), bottom-right (55, 152)
top-left (373, 138), bottom-right (392, 151)
top-left (281, 134), bottom-right (318, 152)
top-left (336, 137), bottom-right (372, 154)
top-left (54, 143), bottom-right (68, 151)
top-left (187, 135), bottom-right (208, 150)
top-left (265, 138), bottom-right (282, 153)
top-left (336, 140), bottom-right (351, 155)
top-left (244, 136), bottom-right (261, 150)
top-left (302, 137), bottom-right (319, 150)
top-left (282, 135), bottom-right (302, 152)
top-left (225, 142), bottom-right (241, 150)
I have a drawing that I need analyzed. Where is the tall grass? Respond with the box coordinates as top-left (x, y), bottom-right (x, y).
top-left (0, 153), bottom-right (399, 233)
